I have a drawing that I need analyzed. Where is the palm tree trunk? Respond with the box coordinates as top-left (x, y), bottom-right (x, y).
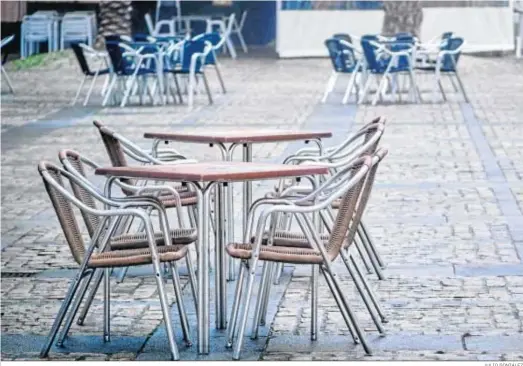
top-left (381, 0), bottom-right (423, 38)
top-left (95, 0), bottom-right (133, 48)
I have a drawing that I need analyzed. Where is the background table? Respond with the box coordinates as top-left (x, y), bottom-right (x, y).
top-left (144, 129), bottom-right (332, 281)
top-left (95, 161), bottom-right (329, 355)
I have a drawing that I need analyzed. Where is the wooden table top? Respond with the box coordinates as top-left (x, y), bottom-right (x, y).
top-left (143, 129), bottom-right (332, 144)
top-left (95, 161), bottom-right (328, 183)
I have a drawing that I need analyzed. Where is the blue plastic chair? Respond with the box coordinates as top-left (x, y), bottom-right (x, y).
top-left (192, 32), bottom-right (226, 93)
top-left (322, 37), bottom-right (364, 104)
top-left (416, 36), bottom-right (468, 103)
top-left (1, 35), bottom-right (15, 93)
top-left (71, 43), bottom-right (111, 106)
top-left (103, 40), bottom-right (164, 107)
top-left (162, 39), bottom-right (213, 108)
top-left (359, 34), bottom-right (420, 105)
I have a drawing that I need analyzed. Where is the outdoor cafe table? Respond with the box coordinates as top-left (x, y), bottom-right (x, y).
top-left (95, 161), bottom-right (329, 355)
top-left (143, 129), bottom-right (332, 279)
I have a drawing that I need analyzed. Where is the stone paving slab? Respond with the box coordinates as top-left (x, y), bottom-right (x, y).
top-left (2, 50), bottom-right (523, 361)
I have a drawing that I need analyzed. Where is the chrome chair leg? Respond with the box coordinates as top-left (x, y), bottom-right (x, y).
top-left (232, 260), bottom-right (258, 360)
top-left (311, 264), bottom-right (319, 341)
top-left (340, 250), bottom-right (385, 335)
top-left (77, 269), bottom-right (104, 325)
top-left (250, 261), bottom-right (270, 340)
top-left (40, 271), bottom-right (88, 358)
top-left (360, 221), bottom-right (385, 269)
top-left (169, 262), bottom-right (192, 346)
top-left (259, 261), bottom-right (275, 326)
top-left (56, 270), bottom-right (96, 346)
top-left (226, 262), bottom-right (247, 348)
top-left (323, 268), bottom-right (372, 355)
top-left (103, 268), bottom-right (111, 342)
top-left (320, 266), bottom-right (359, 345)
top-left (354, 237), bottom-right (374, 274)
top-left (357, 226), bottom-right (385, 280)
top-left (350, 254), bottom-right (388, 323)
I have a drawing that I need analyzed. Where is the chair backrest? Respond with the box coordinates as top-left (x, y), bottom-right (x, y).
top-left (71, 43), bottom-right (91, 75)
top-left (348, 148), bottom-right (387, 242)
top-left (360, 35), bottom-right (382, 72)
top-left (38, 161), bottom-right (87, 264)
top-left (324, 157), bottom-right (371, 261)
top-left (105, 40), bottom-right (134, 74)
top-left (23, 16), bottom-right (53, 38)
top-left (324, 38), bottom-right (358, 73)
top-left (59, 149), bottom-right (101, 238)
top-left (145, 13), bottom-right (155, 35)
top-left (440, 37), bottom-right (464, 71)
top-left (192, 32), bottom-right (221, 63)
top-left (93, 121), bottom-right (136, 188)
top-left (333, 33), bottom-right (352, 44)
top-left (61, 16), bottom-right (91, 35)
top-left (179, 39), bottom-right (207, 73)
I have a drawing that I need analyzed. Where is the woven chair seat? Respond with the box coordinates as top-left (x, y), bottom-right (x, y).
top-left (88, 245), bottom-right (187, 268)
top-left (251, 230), bottom-right (329, 248)
top-left (158, 189), bottom-right (198, 207)
top-left (111, 228), bottom-right (197, 250)
top-left (226, 243), bottom-right (323, 264)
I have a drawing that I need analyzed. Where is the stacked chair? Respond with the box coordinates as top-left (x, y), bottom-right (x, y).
top-left (38, 116), bottom-right (390, 360)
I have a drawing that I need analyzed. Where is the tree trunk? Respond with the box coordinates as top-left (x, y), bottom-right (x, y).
top-left (95, 0), bottom-right (133, 48)
top-left (381, 0), bottom-right (423, 39)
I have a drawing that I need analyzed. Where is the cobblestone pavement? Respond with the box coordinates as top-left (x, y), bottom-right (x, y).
top-left (1, 49), bottom-right (523, 360)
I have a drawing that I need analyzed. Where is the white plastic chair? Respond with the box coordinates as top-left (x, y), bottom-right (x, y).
top-left (145, 13), bottom-right (176, 37)
top-left (60, 13), bottom-right (95, 50)
top-left (231, 10), bottom-right (248, 53)
top-left (206, 13), bottom-right (236, 59)
top-left (1, 35), bottom-right (15, 93)
top-left (20, 15), bottom-right (56, 58)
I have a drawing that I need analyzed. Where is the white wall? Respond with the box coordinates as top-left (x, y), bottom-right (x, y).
top-left (276, 7), bottom-right (515, 58)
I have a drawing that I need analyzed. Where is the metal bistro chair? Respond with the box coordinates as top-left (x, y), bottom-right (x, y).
top-left (249, 149), bottom-right (390, 348)
top-left (225, 156), bottom-right (374, 359)
top-left (1, 35), bottom-right (15, 94)
top-left (231, 10), bottom-right (248, 53)
top-left (416, 36), bottom-right (469, 103)
top-left (37, 161), bottom-right (192, 360)
top-left (71, 43), bottom-right (111, 106)
top-left (92, 121), bottom-right (200, 284)
top-left (322, 37), bottom-right (364, 104)
top-left (206, 13), bottom-right (237, 59)
top-left (192, 32), bottom-right (228, 93)
top-left (56, 149), bottom-right (199, 335)
top-left (359, 35), bottom-right (420, 105)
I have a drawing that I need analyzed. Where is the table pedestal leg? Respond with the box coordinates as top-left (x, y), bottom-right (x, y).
top-left (215, 183), bottom-right (228, 329)
top-left (242, 143), bottom-right (252, 237)
top-left (197, 186), bottom-right (211, 354)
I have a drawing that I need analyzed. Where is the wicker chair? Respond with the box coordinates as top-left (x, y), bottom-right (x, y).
top-left (225, 156), bottom-right (373, 359)
top-left (38, 161), bottom-right (192, 360)
top-left (92, 121), bottom-right (202, 283)
top-left (251, 148), bottom-right (389, 333)
top-left (57, 149), bottom-right (199, 332)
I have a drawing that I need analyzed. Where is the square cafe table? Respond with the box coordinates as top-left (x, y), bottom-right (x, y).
top-left (143, 130), bottom-right (332, 281)
top-left (95, 161), bottom-right (329, 355)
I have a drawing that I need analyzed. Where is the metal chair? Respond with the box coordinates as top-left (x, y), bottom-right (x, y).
top-left (192, 32), bottom-right (227, 93)
top-left (416, 36), bottom-right (469, 103)
top-left (231, 10), bottom-right (248, 53)
top-left (359, 35), bottom-right (420, 105)
top-left (322, 37), bottom-right (364, 104)
top-left (37, 161), bottom-right (191, 360)
top-left (20, 14), bottom-right (56, 58)
top-left (60, 14), bottom-right (95, 50)
top-left (57, 149), bottom-right (199, 332)
top-left (206, 13), bottom-right (237, 59)
top-left (225, 156), bottom-right (374, 359)
top-left (71, 43), bottom-right (111, 106)
top-left (1, 35), bottom-right (15, 93)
